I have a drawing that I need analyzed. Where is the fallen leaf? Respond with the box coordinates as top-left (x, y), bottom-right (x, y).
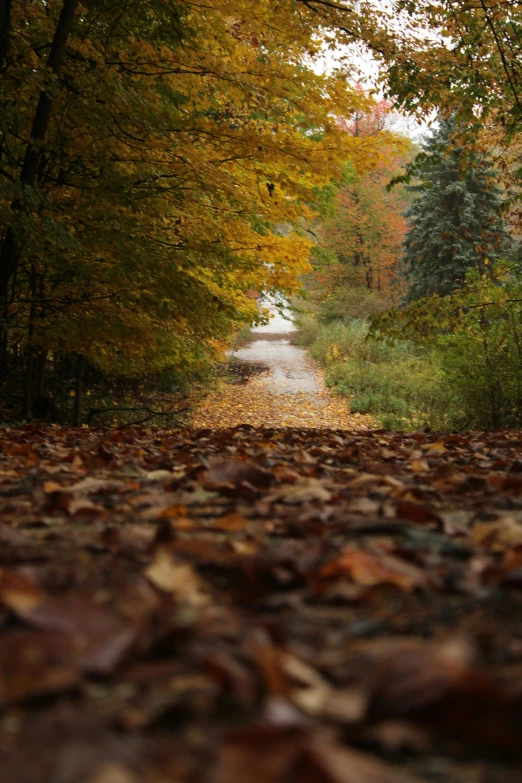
top-left (320, 547), bottom-right (427, 592)
top-left (0, 629), bottom-right (80, 705)
top-left (201, 459), bottom-right (272, 490)
top-left (68, 497), bottom-right (105, 517)
top-left (203, 651), bottom-right (256, 707)
top-left (214, 726), bottom-right (425, 783)
top-left (212, 512), bottom-right (247, 532)
top-left (425, 442), bottom-right (446, 453)
top-left (0, 571), bottom-right (134, 673)
top-left (472, 517), bottom-right (522, 550)
top-left (65, 477), bottom-right (124, 495)
top-left (269, 478), bottom-right (332, 504)
top-left (396, 502), bottom-right (439, 524)
top-left (362, 636), bottom-right (474, 715)
top-left (363, 720), bottom-right (431, 755)
top-left (296, 735), bottom-right (426, 783)
top-left (83, 763), bottom-right (140, 783)
top-left (145, 547), bottom-right (209, 606)
top-left (145, 469), bottom-right (176, 482)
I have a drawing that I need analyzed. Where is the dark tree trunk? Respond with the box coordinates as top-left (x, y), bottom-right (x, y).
top-left (364, 259), bottom-right (373, 290)
top-left (22, 267), bottom-right (38, 418)
top-left (0, 0), bottom-right (80, 301)
top-left (0, 0), bottom-right (11, 71)
top-left (33, 350), bottom-right (47, 397)
top-left (0, 328), bottom-right (8, 385)
top-left (23, 345), bottom-right (34, 419)
top-left (73, 355), bottom-right (83, 427)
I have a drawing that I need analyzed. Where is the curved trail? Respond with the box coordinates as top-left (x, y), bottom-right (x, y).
top-left (191, 305), bottom-right (373, 429)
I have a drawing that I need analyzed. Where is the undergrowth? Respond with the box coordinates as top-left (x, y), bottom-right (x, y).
top-left (295, 317), bottom-right (460, 430)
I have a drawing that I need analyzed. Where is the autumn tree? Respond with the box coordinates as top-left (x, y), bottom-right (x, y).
top-left (294, 1), bottom-right (522, 230)
top-left (320, 160), bottom-right (408, 295)
top-left (309, 102), bottom-right (411, 319)
top-left (0, 0), bottom-right (403, 420)
top-left (293, 1), bottom-right (522, 137)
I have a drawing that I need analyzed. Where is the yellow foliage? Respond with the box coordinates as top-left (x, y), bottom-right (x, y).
top-left (1, 0), bottom-right (406, 377)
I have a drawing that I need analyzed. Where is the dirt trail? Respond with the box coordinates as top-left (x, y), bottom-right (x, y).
top-left (191, 304), bottom-right (372, 429)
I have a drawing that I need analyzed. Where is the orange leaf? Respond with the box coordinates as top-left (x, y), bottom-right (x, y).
top-left (320, 547), bottom-right (426, 592)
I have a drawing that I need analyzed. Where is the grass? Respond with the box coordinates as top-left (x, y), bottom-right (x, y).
top-left (296, 317), bottom-right (459, 430)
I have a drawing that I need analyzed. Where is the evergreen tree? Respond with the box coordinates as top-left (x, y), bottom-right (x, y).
top-left (403, 119), bottom-right (512, 300)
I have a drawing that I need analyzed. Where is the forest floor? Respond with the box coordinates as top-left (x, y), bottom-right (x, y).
top-left (191, 307), bottom-right (372, 431)
top-left (1, 425), bottom-right (522, 782)
top-left (3, 325), bottom-right (522, 783)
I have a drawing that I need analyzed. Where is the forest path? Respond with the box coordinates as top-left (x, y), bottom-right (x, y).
top-left (191, 304), bottom-right (373, 429)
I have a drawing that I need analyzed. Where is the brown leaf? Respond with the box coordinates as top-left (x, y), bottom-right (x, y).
top-left (68, 497), bottom-right (105, 517)
top-left (0, 569), bottom-right (44, 614)
top-left (282, 654), bottom-right (366, 722)
top-left (97, 442), bottom-right (115, 463)
top-left (0, 630), bottom-right (80, 705)
top-left (320, 547), bottom-right (427, 592)
top-left (294, 735), bottom-right (426, 783)
top-left (363, 721), bottom-right (431, 755)
top-left (144, 469), bottom-right (176, 482)
top-left (212, 512), bottom-right (247, 532)
top-left (487, 474), bottom-right (522, 493)
top-left (347, 497), bottom-right (380, 515)
top-left (247, 630), bottom-right (367, 722)
top-left (145, 547), bottom-right (210, 606)
top-left (201, 459), bottom-right (272, 490)
top-left (472, 517), bottom-right (522, 551)
top-left (361, 637), bottom-right (474, 716)
top-left (0, 571), bottom-right (135, 673)
top-left (43, 480), bottom-right (62, 493)
top-left (346, 473), bottom-right (382, 489)
top-left (396, 502), bottom-right (439, 524)
top-left (66, 477), bottom-right (124, 495)
top-left (83, 763), bottom-right (139, 783)
top-left (269, 477), bottom-right (332, 504)
top-left (203, 651), bottom-right (256, 707)
top-left (214, 726), bottom-right (424, 783)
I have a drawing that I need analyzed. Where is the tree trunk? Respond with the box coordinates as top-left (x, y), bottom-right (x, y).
top-left (23, 345), bottom-right (34, 419)
top-left (73, 355), bottom-right (83, 427)
top-left (22, 267), bottom-right (38, 418)
top-left (0, 0), bottom-right (11, 71)
top-left (0, 0), bottom-right (80, 301)
top-left (33, 350), bottom-right (48, 397)
top-left (0, 328), bottom-right (8, 385)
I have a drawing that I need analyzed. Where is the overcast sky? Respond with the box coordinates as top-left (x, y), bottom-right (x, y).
top-left (310, 5), bottom-right (436, 143)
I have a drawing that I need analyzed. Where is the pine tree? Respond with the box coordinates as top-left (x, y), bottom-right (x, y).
top-left (403, 119), bottom-right (512, 301)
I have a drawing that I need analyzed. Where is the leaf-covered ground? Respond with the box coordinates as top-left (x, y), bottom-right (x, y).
top-left (191, 317), bottom-right (373, 430)
top-left (191, 374), bottom-right (373, 430)
top-left (3, 425), bottom-right (522, 781)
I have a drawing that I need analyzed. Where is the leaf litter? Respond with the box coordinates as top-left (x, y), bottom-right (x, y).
top-left (190, 375), bottom-right (373, 430)
top-left (3, 425), bottom-right (522, 780)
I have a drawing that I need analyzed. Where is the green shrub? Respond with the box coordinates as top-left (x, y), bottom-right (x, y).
top-left (370, 267), bottom-right (522, 430)
top-left (299, 267), bottom-right (522, 431)
top-left (293, 314), bottom-right (321, 347)
top-left (438, 324), bottom-right (522, 429)
top-left (319, 286), bottom-right (397, 323)
top-left (299, 319), bottom-right (458, 430)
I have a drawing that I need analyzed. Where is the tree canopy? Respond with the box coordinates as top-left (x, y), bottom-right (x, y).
top-left (4, 0), bottom-right (522, 421)
top-left (0, 0), bottom-right (404, 418)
